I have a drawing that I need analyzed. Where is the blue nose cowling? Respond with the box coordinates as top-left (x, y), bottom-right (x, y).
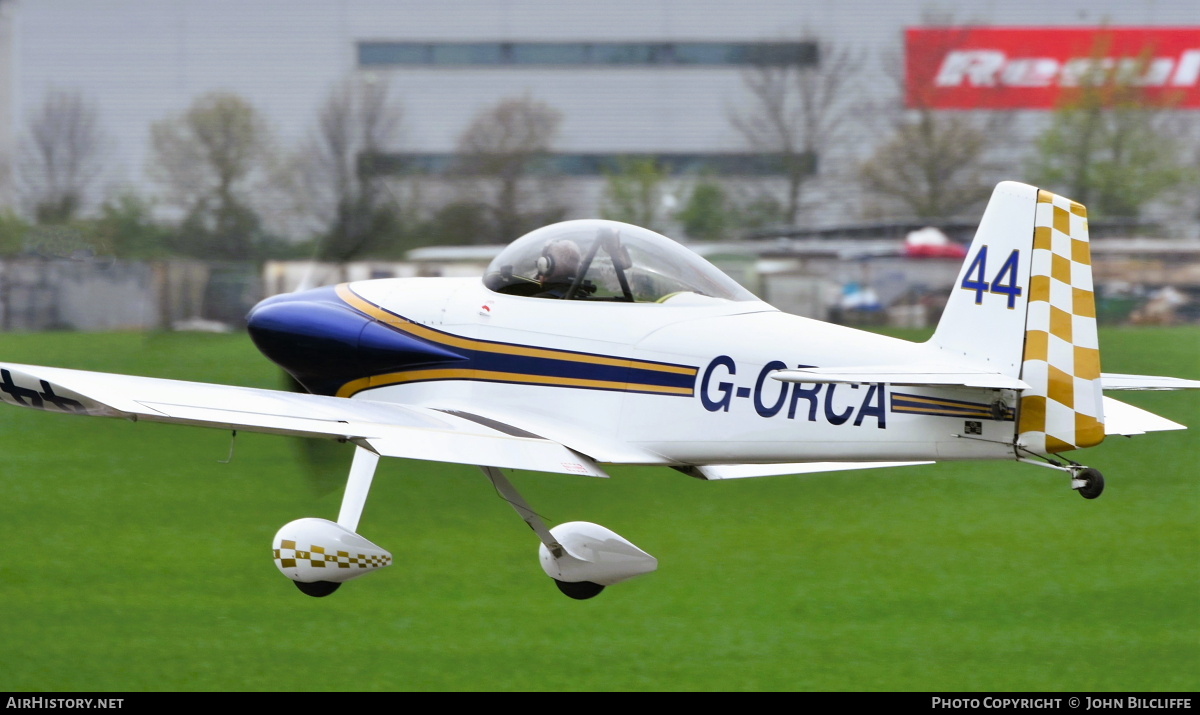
top-left (246, 286), bottom-right (465, 397)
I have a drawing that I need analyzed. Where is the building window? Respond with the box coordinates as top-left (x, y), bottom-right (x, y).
top-left (429, 43), bottom-right (504, 65)
top-left (672, 43), bottom-right (741, 65)
top-left (510, 43), bottom-right (589, 65)
top-left (358, 41), bottom-right (818, 68)
top-left (590, 43), bottom-right (669, 65)
top-left (358, 43), bottom-right (428, 65)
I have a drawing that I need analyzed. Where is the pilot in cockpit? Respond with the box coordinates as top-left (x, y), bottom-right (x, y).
top-left (533, 240), bottom-right (582, 299)
top-left (484, 219), bottom-right (757, 303)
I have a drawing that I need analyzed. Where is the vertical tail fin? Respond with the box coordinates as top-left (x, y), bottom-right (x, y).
top-left (931, 181), bottom-right (1104, 454)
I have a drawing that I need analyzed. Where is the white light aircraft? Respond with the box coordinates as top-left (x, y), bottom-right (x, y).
top-left (1, 181), bottom-right (1196, 600)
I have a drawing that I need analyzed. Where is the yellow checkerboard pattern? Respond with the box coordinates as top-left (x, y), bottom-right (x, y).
top-left (273, 540), bottom-right (392, 570)
top-left (1017, 190), bottom-right (1105, 454)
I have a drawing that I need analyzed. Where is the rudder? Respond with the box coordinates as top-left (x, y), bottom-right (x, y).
top-left (1018, 188), bottom-right (1104, 454)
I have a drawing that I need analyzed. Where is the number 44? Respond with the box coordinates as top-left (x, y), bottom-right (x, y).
top-left (960, 246), bottom-right (1023, 309)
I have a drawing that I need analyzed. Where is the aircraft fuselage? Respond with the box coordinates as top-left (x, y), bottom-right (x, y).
top-left (247, 277), bottom-right (1017, 466)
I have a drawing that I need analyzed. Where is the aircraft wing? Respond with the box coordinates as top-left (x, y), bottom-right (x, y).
top-left (772, 366), bottom-right (1028, 390)
top-left (0, 363), bottom-right (608, 478)
top-left (1100, 373), bottom-right (1200, 391)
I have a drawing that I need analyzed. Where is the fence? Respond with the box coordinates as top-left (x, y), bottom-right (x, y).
top-left (1, 242), bottom-right (1197, 332)
top-left (0, 258), bottom-right (262, 332)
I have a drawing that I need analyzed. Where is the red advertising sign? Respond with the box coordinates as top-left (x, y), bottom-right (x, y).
top-left (906, 27), bottom-right (1200, 109)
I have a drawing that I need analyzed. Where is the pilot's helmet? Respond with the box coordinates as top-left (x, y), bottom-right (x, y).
top-left (536, 240), bottom-right (581, 282)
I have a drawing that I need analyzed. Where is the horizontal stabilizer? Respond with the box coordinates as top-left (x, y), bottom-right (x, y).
top-left (680, 461), bottom-right (934, 480)
top-left (1101, 373), bottom-right (1200, 391)
top-left (1102, 397), bottom-right (1186, 436)
top-left (772, 366), bottom-right (1028, 390)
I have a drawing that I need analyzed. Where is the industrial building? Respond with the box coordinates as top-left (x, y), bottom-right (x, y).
top-left (0, 1), bottom-right (1196, 328)
top-left (1, 0), bottom-right (1197, 232)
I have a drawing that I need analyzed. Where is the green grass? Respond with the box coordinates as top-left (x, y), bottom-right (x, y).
top-left (0, 328), bottom-right (1196, 692)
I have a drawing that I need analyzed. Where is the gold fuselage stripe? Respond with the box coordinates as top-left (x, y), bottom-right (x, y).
top-left (336, 368), bottom-right (697, 398)
top-left (335, 284), bottom-right (696, 376)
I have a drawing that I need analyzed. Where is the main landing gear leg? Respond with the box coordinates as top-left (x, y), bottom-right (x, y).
top-left (338, 446), bottom-right (381, 532)
top-left (477, 465), bottom-right (633, 599)
top-left (480, 466), bottom-right (591, 598)
top-left (479, 466), bottom-right (566, 559)
top-left (273, 445), bottom-right (391, 597)
top-left (480, 466), bottom-right (658, 599)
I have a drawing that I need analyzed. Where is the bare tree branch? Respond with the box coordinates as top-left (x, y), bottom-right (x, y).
top-left (296, 77), bottom-right (404, 260)
top-left (859, 110), bottom-right (996, 218)
top-left (730, 38), bottom-right (863, 224)
top-left (148, 91), bottom-right (276, 259)
top-left (17, 89), bottom-right (110, 223)
top-left (857, 30), bottom-right (1005, 221)
top-left (453, 95), bottom-right (567, 243)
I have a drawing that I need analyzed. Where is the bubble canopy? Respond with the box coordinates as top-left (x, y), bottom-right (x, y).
top-left (483, 220), bottom-right (757, 303)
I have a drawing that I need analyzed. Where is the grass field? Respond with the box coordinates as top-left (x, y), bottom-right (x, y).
top-left (0, 328), bottom-right (1196, 692)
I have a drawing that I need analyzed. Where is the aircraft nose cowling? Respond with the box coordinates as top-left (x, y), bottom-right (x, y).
top-left (246, 287), bottom-right (465, 396)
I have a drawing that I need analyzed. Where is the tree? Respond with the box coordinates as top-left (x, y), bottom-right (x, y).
top-left (17, 89), bottom-right (110, 223)
top-left (858, 109), bottom-right (997, 219)
top-left (670, 174), bottom-right (787, 240)
top-left (856, 25), bottom-right (1008, 221)
top-left (148, 92), bottom-right (277, 260)
top-left (730, 38), bottom-right (862, 224)
top-left (420, 200), bottom-right (491, 247)
top-left (1028, 58), bottom-right (1192, 220)
top-left (599, 157), bottom-right (671, 231)
top-left (675, 175), bottom-right (732, 241)
top-left (0, 209), bottom-right (28, 255)
top-left (297, 77), bottom-right (405, 261)
top-left (0, 152), bottom-right (12, 213)
top-left (89, 192), bottom-right (173, 258)
top-left (452, 95), bottom-right (567, 243)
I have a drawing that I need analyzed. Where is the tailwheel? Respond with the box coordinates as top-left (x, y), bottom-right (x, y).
top-left (1073, 467), bottom-right (1105, 500)
top-left (294, 580), bottom-right (341, 597)
top-left (554, 579), bottom-right (605, 600)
